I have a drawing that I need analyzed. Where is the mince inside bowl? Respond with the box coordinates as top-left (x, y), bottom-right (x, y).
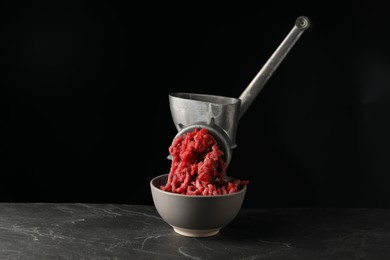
top-left (150, 174), bottom-right (247, 237)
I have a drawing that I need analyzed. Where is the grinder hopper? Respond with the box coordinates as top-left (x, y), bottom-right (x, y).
top-left (169, 16), bottom-right (310, 167)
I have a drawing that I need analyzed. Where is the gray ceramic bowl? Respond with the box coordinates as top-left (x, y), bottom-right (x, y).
top-left (150, 174), bottom-right (247, 237)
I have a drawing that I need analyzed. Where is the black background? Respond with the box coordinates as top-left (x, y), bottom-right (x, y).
top-left (1, 1), bottom-right (390, 208)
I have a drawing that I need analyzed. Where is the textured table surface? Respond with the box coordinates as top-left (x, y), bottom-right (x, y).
top-left (0, 203), bottom-right (389, 259)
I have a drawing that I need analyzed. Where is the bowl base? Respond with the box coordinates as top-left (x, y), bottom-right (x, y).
top-left (172, 226), bottom-right (220, 237)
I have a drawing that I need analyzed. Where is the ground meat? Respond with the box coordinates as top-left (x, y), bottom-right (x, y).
top-left (160, 128), bottom-right (249, 195)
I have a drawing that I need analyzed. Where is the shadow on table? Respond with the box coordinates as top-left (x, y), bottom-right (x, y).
top-left (214, 208), bottom-right (370, 242)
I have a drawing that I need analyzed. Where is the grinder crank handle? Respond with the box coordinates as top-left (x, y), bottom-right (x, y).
top-left (238, 16), bottom-right (310, 119)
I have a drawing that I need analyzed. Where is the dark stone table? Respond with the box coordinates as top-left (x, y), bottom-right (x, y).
top-left (0, 203), bottom-right (389, 259)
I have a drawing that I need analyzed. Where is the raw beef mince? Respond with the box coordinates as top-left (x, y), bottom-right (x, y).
top-left (160, 127), bottom-right (249, 195)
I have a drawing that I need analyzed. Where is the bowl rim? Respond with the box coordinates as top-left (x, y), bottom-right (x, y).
top-left (150, 173), bottom-right (247, 198)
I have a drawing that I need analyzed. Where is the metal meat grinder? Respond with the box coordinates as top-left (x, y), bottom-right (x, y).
top-left (169, 16), bottom-right (311, 167)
